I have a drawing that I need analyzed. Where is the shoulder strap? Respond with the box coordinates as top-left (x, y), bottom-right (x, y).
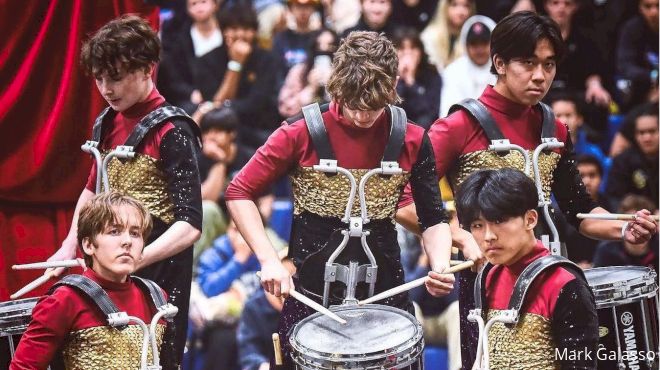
top-left (49, 275), bottom-right (124, 326)
top-left (537, 101), bottom-right (556, 139)
top-left (131, 276), bottom-right (168, 309)
top-left (91, 107), bottom-right (116, 143)
top-left (449, 98), bottom-right (506, 142)
top-left (474, 262), bottom-right (496, 310)
top-left (123, 104), bottom-right (200, 148)
top-left (507, 255), bottom-right (585, 313)
top-left (302, 102), bottom-right (335, 161)
top-left (382, 105), bottom-right (407, 162)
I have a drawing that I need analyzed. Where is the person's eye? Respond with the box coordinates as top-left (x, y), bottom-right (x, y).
top-left (109, 228), bottom-right (120, 235)
top-left (130, 230), bottom-right (141, 238)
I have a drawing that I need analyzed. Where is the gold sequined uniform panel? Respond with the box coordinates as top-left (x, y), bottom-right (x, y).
top-left (486, 310), bottom-right (558, 370)
top-left (102, 153), bottom-right (175, 224)
top-left (290, 166), bottom-right (410, 220)
top-left (62, 324), bottom-right (165, 370)
top-left (449, 150), bottom-right (560, 199)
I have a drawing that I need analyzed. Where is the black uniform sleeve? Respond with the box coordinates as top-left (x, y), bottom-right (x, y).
top-left (410, 132), bottom-right (449, 231)
top-left (160, 120), bottom-right (203, 231)
top-left (551, 277), bottom-right (599, 370)
top-left (551, 133), bottom-right (598, 229)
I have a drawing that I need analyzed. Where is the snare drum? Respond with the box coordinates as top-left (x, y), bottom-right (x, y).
top-left (289, 304), bottom-right (424, 369)
top-left (585, 266), bottom-right (659, 370)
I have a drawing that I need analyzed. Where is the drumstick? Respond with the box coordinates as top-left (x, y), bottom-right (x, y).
top-left (272, 333), bottom-right (283, 365)
top-left (11, 271), bottom-right (55, 299)
top-left (12, 259), bottom-right (81, 270)
top-left (450, 260), bottom-right (466, 266)
top-left (256, 272), bottom-right (347, 325)
top-left (358, 260), bottom-right (475, 305)
top-left (577, 213), bottom-right (659, 221)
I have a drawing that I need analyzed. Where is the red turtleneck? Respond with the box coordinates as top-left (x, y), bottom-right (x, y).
top-left (84, 88), bottom-right (175, 191)
top-left (10, 269), bottom-right (165, 370)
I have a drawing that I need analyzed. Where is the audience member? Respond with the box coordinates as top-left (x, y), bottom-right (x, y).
top-left (253, 0), bottom-right (288, 49)
top-left (272, 0), bottom-right (321, 87)
top-left (421, 0), bottom-right (475, 71)
top-left (393, 27), bottom-right (442, 128)
top-left (593, 195), bottom-right (659, 273)
top-left (342, 0), bottom-right (397, 38)
top-left (609, 101), bottom-right (659, 157)
top-left (278, 28), bottom-right (339, 117)
top-left (391, 0), bottom-right (439, 31)
top-left (440, 15), bottom-right (496, 117)
top-left (606, 104), bottom-right (659, 209)
top-left (616, 0), bottom-right (659, 111)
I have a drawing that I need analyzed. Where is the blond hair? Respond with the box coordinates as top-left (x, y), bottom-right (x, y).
top-left (77, 191), bottom-right (153, 267)
top-left (326, 31), bottom-right (400, 110)
top-left (421, 0), bottom-right (475, 70)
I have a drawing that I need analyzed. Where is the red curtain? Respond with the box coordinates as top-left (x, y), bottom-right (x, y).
top-left (0, 0), bottom-right (159, 300)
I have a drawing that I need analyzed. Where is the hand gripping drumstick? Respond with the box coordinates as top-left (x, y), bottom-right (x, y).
top-left (12, 259), bottom-right (82, 270)
top-left (577, 213), bottom-right (660, 221)
top-left (256, 272), bottom-right (347, 324)
top-left (11, 271), bottom-right (56, 299)
top-left (358, 260), bottom-right (475, 305)
top-left (272, 333), bottom-right (283, 365)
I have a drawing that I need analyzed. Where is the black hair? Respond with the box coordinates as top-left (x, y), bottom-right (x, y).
top-left (218, 3), bottom-right (259, 31)
top-left (391, 27), bottom-right (436, 80)
top-left (545, 90), bottom-right (585, 117)
top-left (200, 107), bottom-right (240, 133)
top-left (489, 11), bottom-right (565, 75)
top-left (455, 168), bottom-right (538, 228)
top-left (576, 154), bottom-right (603, 177)
top-left (636, 103), bottom-right (660, 121)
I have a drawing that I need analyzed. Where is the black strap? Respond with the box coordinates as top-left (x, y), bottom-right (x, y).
top-left (124, 105), bottom-right (199, 148)
top-left (302, 103), bottom-right (335, 161)
top-left (449, 99), bottom-right (506, 142)
top-left (131, 276), bottom-right (168, 309)
top-left (507, 255), bottom-right (585, 313)
top-left (91, 107), bottom-right (116, 143)
top-left (537, 101), bottom-right (556, 139)
top-left (474, 262), bottom-right (495, 310)
top-left (382, 105), bottom-right (407, 162)
top-left (49, 275), bottom-right (123, 326)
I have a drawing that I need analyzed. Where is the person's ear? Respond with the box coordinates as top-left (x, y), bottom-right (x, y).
top-left (525, 209), bottom-right (538, 230)
top-left (493, 54), bottom-right (506, 75)
top-left (394, 76), bottom-right (400, 89)
top-left (81, 237), bottom-right (95, 256)
top-left (144, 64), bottom-right (155, 79)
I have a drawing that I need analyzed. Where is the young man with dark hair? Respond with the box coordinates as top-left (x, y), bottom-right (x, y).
top-left (455, 168), bottom-right (598, 369)
top-left (226, 31), bottom-right (454, 368)
top-left (12, 192), bottom-right (169, 369)
top-left (407, 11), bottom-right (658, 368)
top-left (48, 15), bottom-right (203, 369)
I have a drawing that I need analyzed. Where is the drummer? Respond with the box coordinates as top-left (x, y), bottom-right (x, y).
top-left (225, 31), bottom-right (455, 368)
top-left (456, 168), bottom-right (599, 369)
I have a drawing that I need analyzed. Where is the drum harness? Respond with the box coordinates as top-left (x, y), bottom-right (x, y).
top-left (76, 105), bottom-right (195, 370)
top-left (301, 102), bottom-right (407, 307)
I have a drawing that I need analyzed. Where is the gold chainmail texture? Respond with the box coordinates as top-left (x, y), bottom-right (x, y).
top-left (103, 153), bottom-right (174, 224)
top-left (290, 166), bottom-right (410, 220)
top-left (486, 310), bottom-right (558, 370)
top-left (62, 324), bottom-right (165, 369)
top-left (449, 150), bottom-right (560, 199)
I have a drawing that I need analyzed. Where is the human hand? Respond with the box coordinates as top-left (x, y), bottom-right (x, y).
top-left (425, 265), bottom-right (456, 297)
top-left (453, 228), bottom-right (486, 271)
top-left (585, 80), bottom-right (612, 106)
top-left (190, 89), bottom-right (203, 105)
top-left (229, 40), bottom-right (252, 65)
top-left (259, 259), bottom-right (294, 298)
top-left (47, 237), bottom-right (84, 277)
top-left (623, 210), bottom-right (658, 245)
top-left (202, 137), bottom-right (227, 163)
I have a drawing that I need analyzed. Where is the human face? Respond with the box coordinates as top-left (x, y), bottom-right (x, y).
top-left (577, 163), bottom-right (602, 199)
top-left (95, 67), bottom-right (153, 112)
top-left (493, 38), bottom-right (557, 106)
top-left (552, 100), bottom-right (581, 133)
top-left (397, 39), bottom-right (422, 68)
top-left (466, 41), bottom-right (490, 66)
top-left (203, 128), bottom-right (235, 151)
top-left (447, 0), bottom-right (472, 30)
top-left (316, 31), bottom-right (337, 53)
top-left (342, 106), bottom-right (386, 128)
top-left (634, 115), bottom-right (659, 156)
top-left (469, 211), bottom-right (538, 266)
top-left (544, 0), bottom-right (577, 28)
top-left (187, 0), bottom-right (218, 23)
top-left (640, 0), bottom-right (659, 31)
top-left (290, 3), bottom-right (315, 29)
top-left (223, 27), bottom-right (256, 47)
top-left (83, 205), bottom-right (145, 283)
top-left (361, 0), bottom-right (392, 29)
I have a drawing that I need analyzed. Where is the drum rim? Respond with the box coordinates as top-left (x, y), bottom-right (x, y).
top-left (0, 297), bottom-right (39, 336)
top-left (585, 266), bottom-right (658, 308)
top-left (289, 304), bottom-right (424, 363)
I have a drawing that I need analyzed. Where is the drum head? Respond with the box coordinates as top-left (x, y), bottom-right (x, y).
top-left (0, 298), bottom-right (39, 336)
top-left (291, 304), bottom-right (422, 357)
top-left (585, 266), bottom-right (657, 308)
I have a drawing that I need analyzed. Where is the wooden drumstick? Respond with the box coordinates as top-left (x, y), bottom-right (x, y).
top-left (358, 260), bottom-right (475, 305)
top-left (272, 333), bottom-right (283, 366)
top-left (13, 259), bottom-right (82, 270)
top-left (577, 213), bottom-right (660, 221)
top-left (11, 271), bottom-right (55, 299)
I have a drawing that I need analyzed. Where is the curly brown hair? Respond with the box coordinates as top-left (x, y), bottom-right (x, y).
top-left (326, 31), bottom-right (400, 110)
top-left (80, 15), bottom-right (160, 79)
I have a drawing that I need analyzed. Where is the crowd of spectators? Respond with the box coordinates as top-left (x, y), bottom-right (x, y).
top-left (153, 0), bottom-right (658, 369)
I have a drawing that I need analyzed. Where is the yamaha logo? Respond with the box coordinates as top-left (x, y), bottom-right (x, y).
top-left (621, 311), bottom-right (633, 326)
